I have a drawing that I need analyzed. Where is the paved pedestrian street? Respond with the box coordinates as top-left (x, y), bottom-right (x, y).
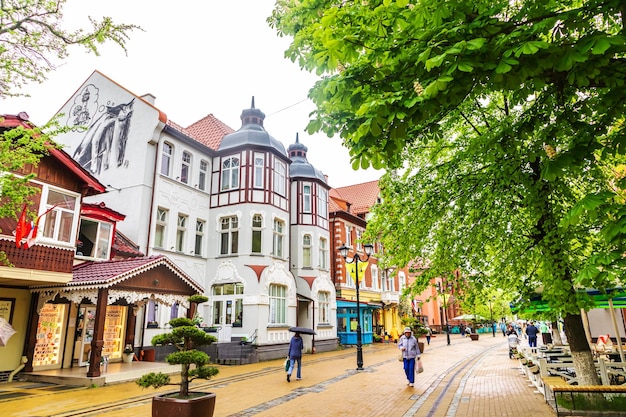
top-left (1, 333), bottom-right (555, 416)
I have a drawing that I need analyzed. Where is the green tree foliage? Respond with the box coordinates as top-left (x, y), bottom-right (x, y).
top-left (0, 0), bottom-right (138, 222)
top-left (0, 0), bottom-right (139, 99)
top-left (270, 0), bottom-right (626, 385)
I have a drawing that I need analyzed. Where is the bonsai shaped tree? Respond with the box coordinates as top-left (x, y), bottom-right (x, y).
top-left (136, 295), bottom-right (219, 398)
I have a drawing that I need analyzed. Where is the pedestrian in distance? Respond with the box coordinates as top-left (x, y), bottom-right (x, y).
top-left (425, 326), bottom-right (433, 345)
top-left (526, 321), bottom-right (540, 351)
top-left (286, 332), bottom-right (303, 382)
top-left (500, 321), bottom-right (507, 337)
top-left (398, 327), bottom-right (421, 387)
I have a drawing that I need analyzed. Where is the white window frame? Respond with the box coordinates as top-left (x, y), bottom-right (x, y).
top-left (318, 188), bottom-right (328, 218)
top-left (302, 234), bottom-right (312, 267)
top-left (254, 153), bottom-right (264, 188)
top-left (155, 208), bottom-right (168, 248)
top-left (272, 218), bottom-right (285, 258)
top-left (273, 160), bottom-right (286, 196)
top-left (180, 151), bottom-right (191, 184)
top-left (198, 160), bottom-right (208, 191)
top-left (319, 237), bottom-right (328, 269)
top-left (194, 219), bottom-right (205, 256)
top-left (269, 284), bottom-right (287, 324)
top-left (161, 142), bottom-right (173, 176)
top-left (319, 291), bottom-right (330, 324)
top-left (76, 218), bottom-right (113, 260)
top-left (303, 184), bottom-right (311, 213)
top-left (220, 216), bottom-right (239, 255)
top-left (39, 185), bottom-right (80, 246)
top-left (176, 214), bottom-right (187, 252)
top-left (251, 214), bottom-right (263, 254)
top-left (221, 156), bottom-right (240, 191)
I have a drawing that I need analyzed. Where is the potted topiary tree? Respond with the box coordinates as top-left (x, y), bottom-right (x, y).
top-left (136, 294), bottom-right (219, 417)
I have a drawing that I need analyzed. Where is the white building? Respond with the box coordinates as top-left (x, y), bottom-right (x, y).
top-left (52, 71), bottom-right (336, 359)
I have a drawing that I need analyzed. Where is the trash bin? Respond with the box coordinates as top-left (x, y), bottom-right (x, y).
top-left (542, 333), bottom-right (553, 345)
top-left (142, 348), bottom-right (155, 362)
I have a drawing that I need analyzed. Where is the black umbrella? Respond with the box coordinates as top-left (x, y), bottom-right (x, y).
top-left (289, 326), bottom-right (316, 335)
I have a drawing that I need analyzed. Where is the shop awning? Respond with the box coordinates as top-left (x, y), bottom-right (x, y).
top-left (337, 300), bottom-right (383, 309)
top-left (512, 288), bottom-right (626, 314)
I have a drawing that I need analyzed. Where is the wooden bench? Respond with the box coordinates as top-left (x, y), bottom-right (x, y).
top-left (543, 376), bottom-right (626, 416)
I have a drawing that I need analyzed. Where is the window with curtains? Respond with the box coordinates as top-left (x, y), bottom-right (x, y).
top-left (269, 284), bottom-right (286, 324)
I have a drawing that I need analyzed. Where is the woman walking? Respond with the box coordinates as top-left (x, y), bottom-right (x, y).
top-left (398, 327), bottom-right (421, 387)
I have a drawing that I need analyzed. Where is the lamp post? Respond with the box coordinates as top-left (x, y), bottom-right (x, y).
top-left (436, 281), bottom-right (451, 346)
top-left (339, 242), bottom-right (374, 371)
top-left (488, 297), bottom-right (496, 337)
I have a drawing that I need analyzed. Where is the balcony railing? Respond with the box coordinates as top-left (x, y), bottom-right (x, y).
top-left (0, 238), bottom-right (74, 273)
top-left (381, 291), bottom-right (400, 305)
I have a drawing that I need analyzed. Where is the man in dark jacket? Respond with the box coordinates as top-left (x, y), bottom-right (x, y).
top-left (286, 332), bottom-right (303, 382)
top-left (525, 321), bottom-right (540, 350)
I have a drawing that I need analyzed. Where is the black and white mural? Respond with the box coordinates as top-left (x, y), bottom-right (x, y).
top-left (69, 84), bottom-right (135, 175)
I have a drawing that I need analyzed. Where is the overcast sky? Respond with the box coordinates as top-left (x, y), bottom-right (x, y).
top-left (1, 0), bottom-right (382, 188)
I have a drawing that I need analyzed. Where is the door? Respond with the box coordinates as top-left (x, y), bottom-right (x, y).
top-left (75, 306), bottom-right (96, 366)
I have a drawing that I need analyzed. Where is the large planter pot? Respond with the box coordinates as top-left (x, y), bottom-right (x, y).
top-left (122, 353), bottom-right (134, 363)
top-left (469, 333), bottom-right (480, 341)
top-left (152, 392), bottom-right (216, 417)
top-left (418, 341), bottom-right (425, 353)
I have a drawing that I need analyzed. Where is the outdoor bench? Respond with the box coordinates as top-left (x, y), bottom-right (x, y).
top-left (543, 377), bottom-right (626, 416)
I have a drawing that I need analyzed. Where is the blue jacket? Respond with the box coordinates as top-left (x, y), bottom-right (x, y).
top-left (288, 335), bottom-right (303, 359)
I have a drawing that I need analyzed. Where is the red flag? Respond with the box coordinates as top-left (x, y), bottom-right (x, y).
top-left (14, 204), bottom-right (31, 248)
top-left (23, 205), bottom-right (57, 249)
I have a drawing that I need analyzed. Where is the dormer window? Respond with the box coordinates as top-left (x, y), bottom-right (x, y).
top-left (76, 218), bottom-right (113, 260)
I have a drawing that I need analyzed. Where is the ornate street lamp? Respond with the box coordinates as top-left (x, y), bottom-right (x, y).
top-left (338, 242), bottom-right (374, 370)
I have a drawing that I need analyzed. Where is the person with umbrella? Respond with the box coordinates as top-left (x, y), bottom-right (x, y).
top-left (286, 331), bottom-right (304, 382)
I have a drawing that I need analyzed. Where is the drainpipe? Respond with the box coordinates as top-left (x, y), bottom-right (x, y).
top-left (8, 356), bottom-right (27, 382)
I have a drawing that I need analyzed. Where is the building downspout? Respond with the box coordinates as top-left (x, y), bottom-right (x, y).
top-left (8, 356), bottom-right (27, 382)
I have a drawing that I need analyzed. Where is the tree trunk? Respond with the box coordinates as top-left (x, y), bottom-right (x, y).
top-left (551, 320), bottom-right (564, 345)
top-left (563, 313), bottom-right (600, 386)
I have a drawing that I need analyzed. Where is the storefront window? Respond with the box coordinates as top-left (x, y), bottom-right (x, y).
top-left (33, 303), bottom-right (67, 367)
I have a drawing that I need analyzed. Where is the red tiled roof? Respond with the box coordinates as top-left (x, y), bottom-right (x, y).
top-left (112, 230), bottom-right (144, 258)
top-left (333, 180), bottom-right (380, 215)
top-left (65, 255), bottom-right (202, 292)
top-left (184, 114), bottom-right (235, 150)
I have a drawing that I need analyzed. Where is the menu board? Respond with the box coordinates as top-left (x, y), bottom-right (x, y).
top-left (102, 305), bottom-right (126, 359)
top-left (33, 303), bottom-right (66, 367)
